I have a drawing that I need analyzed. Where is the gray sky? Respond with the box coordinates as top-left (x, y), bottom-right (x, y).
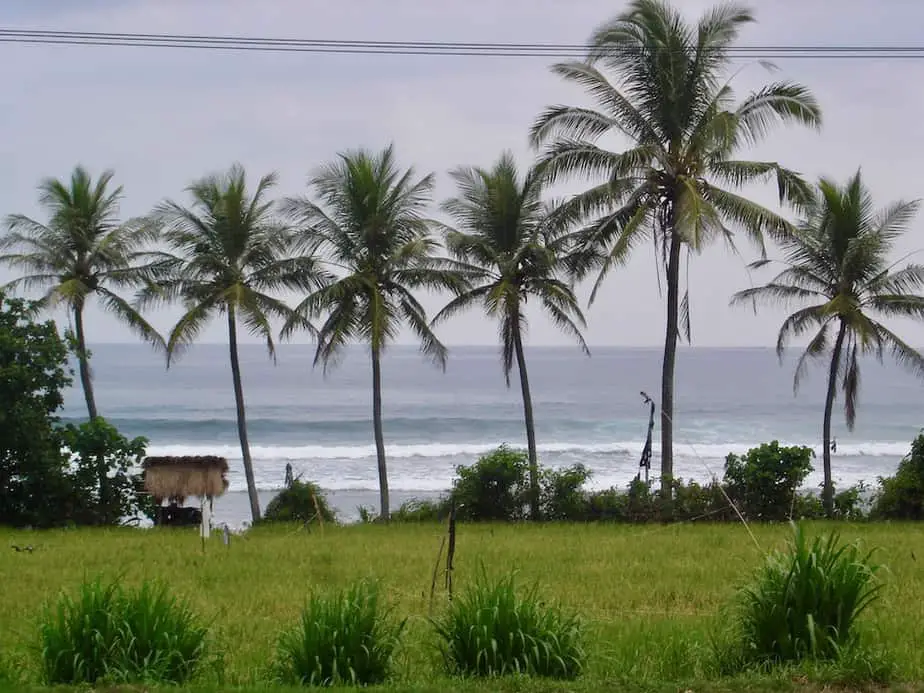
top-left (2, 0), bottom-right (923, 348)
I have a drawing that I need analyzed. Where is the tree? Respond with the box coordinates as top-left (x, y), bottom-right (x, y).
top-left (280, 145), bottom-right (467, 521)
top-left (732, 170), bottom-right (924, 516)
top-left (434, 152), bottom-right (589, 520)
top-left (0, 292), bottom-right (74, 527)
top-left (140, 164), bottom-right (328, 523)
top-left (530, 0), bottom-right (821, 501)
top-left (0, 166), bottom-right (168, 420)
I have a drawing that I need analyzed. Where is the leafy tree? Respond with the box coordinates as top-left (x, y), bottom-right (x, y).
top-left (723, 441), bottom-right (814, 521)
top-left (0, 292), bottom-right (73, 527)
top-left (141, 164), bottom-right (328, 523)
top-left (280, 145), bottom-right (467, 521)
top-left (872, 433), bottom-right (924, 520)
top-left (435, 152), bottom-right (589, 519)
top-left (0, 166), bottom-right (168, 419)
top-left (732, 170), bottom-right (924, 516)
top-left (530, 0), bottom-right (821, 500)
top-left (59, 418), bottom-right (153, 526)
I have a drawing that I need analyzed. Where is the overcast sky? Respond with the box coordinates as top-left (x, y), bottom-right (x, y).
top-left (1, 0), bottom-right (923, 348)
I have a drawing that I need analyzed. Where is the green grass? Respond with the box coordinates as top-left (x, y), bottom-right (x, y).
top-left (274, 579), bottom-right (405, 686)
top-left (1, 521), bottom-right (923, 691)
top-left (39, 576), bottom-right (208, 684)
top-left (433, 568), bottom-right (585, 678)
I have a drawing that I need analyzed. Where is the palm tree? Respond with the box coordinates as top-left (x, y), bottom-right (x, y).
top-left (732, 170), bottom-right (924, 517)
top-left (280, 145), bottom-right (468, 522)
top-left (0, 166), bottom-right (167, 420)
top-left (140, 164), bottom-right (329, 523)
top-left (530, 0), bottom-right (821, 501)
top-left (433, 152), bottom-right (589, 520)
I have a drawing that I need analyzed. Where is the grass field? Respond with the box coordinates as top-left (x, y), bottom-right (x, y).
top-left (0, 521), bottom-right (922, 692)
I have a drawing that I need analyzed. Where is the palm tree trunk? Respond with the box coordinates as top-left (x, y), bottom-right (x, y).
top-left (227, 306), bottom-right (261, 523)
top-left (73, 304), bottom-right (98, 420)
top-left (513, 319), bottom-right (540, 521)
top-left (822, 319), bottom-right (847, 518)
top-left (660, 231), bottom-right (682, 508)
top-left (371, 343), bottom-right (390, 522)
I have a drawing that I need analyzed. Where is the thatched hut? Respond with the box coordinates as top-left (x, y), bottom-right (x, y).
top-left (142, 456), bottom-right (230, 530)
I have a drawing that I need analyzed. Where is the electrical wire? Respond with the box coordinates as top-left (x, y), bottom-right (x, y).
top-left (0, 28), bottom-right (922, 59)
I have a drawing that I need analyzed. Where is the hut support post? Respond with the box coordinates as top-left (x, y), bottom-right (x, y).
top-left (201, 496), bottom-right (211, 540)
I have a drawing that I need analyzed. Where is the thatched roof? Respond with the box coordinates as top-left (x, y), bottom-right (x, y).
top-left (143, 456), bottom-right (230, 503)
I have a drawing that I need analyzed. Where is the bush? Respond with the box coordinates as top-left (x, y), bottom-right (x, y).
top-left (59, 417), bottom-right (154, 525)
top-left (540, 464), bottom-right (591, 520)
top-left (452, 446), bottom-right (530, 521)
top-left (274, 580), bottom-right (405, 686)
top-left (724, 441), bottom-right (814, 521)
top-left (391, 498), bottom-right (451, 522)
top-left (264, 480), bottom-right (336, 525)
top-left (40, 577), bottom-right (208, 684)
top-left (433, 569), bottom-right (585, 679)
top-left (872, 433), bottom-right (924, 519)
top-left (732, 524), bottom-right (882, 667)
top-left (0, 292), bottom-right (74, 528)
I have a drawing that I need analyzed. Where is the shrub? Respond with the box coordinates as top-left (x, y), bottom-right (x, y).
top-left (732, 523), bottom-right (882, 667)
top-left (872, 433), bottom-right (924, 519)
top-left (59, 417), bottom-right (154, 525)
top-left (540, 464), bottom-right (591, 520)
top-left (0, 292), bottom-right (74, 528)
top-left (724, 441), bottom-right (814, 521)
top-left (671, 478), bottom-right (730, 521)
top-left (433, 569), bottom-right (585, 679)
top-left (585, 487), bottom-right (626, 521)
top-left (391, 497), bottom-right (451, 522)
top-left (39, 577), bottom-right (208, 684)
top-left (274, 580), bottom-right (405, 686)
top-left (452, 446), bottom-right (530, 521)
top-left (264, 480), bottom-right (336, 525)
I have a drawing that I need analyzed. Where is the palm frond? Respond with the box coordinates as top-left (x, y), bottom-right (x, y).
top-left (96, 288), bottom-right (166, 351)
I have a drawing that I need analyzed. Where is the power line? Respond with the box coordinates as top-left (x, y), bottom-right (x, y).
top-left (1, 28), bottom-right (923, 59)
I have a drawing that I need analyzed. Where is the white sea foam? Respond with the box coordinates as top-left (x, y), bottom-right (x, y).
top-left (146, 439), bottom-right (911, 462)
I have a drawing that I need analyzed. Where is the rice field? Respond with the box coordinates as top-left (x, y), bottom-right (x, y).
top-left (0, 521), bottom-right (922, 692)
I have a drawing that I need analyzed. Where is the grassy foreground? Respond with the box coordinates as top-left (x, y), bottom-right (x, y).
top-left (0, 521), bottom-right (923, 692)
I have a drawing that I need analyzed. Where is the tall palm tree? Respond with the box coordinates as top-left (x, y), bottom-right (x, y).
top-left (280, 145), bottom-right (468, 522)
top-left (433, 152), bottom-right (589, 520)
top-left (732, 170), bottom-right (924, 516)
top-left (530, 0), bottom-right (821, 501)
top-left (140, 164), bottom-right (329, 523)
top-left (0, 166), bottom-right (167, 419)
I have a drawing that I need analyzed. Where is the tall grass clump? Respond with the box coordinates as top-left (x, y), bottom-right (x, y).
top-left (274, 580), bottom-right (405, 686)
top-left (39, 577), bottom-right (208, 685)
top-left (433, 569), bottom-right (585, 679)
top-left (730, 523), bottom-right (882, 668)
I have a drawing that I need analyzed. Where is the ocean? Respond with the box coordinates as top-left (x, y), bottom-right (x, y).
top-left (62, 344), bottom-right (923, 527)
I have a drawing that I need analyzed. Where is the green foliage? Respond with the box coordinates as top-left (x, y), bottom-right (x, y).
top-left (433, 569), bottom-right (585, 679)
top-left (731, 524), bottom-right (882, 667)
top-left (0, 167), bottom-right (166, 351)
top-left (448, 443), bottom-right (856, 524)
top-left (264, 479), bottom-right (337, 525)
top-left (723, 442), bottom-right (814, 521)
top-left (0, 292), bottom-right (74, 528)
top-left (872, 433), bottom-right (924, 519)
top-left (452, 445), bottom-right (531, 521)
top-left (274, 580), bottom-right (405, 686)
top-left (540, 464), bottom-right (592, 520)
top-left (39, 577), bottom-right (208, 685)
top-left (390, 497), bottom-right (451, 522)
top-left (58, 417), bottom-right (153, 525)
top-left (733, 172), bottom-right (924, 434)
